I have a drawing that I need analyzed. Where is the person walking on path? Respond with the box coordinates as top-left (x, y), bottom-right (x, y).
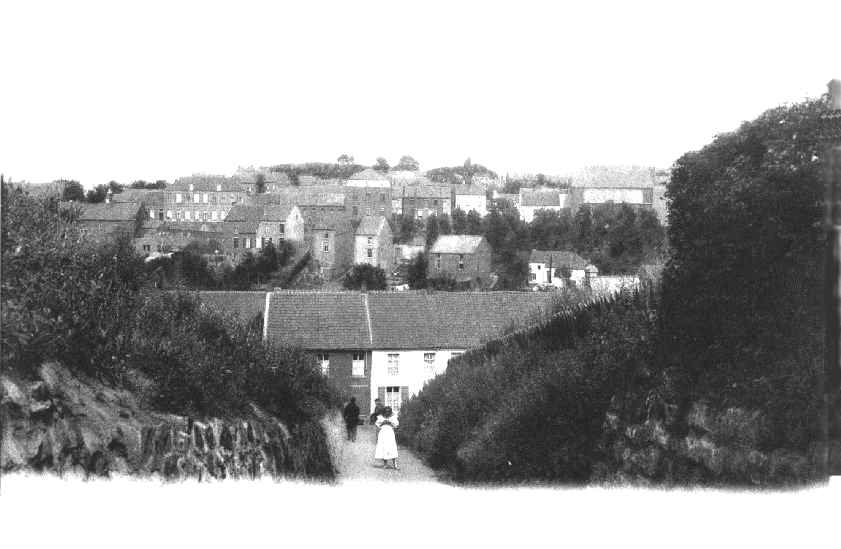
top-left (374, 406), bottom-right (399, 469)
top-left (343, 397), bottom-right (360, 442)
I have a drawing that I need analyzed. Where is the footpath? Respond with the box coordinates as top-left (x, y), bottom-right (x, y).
top-left (322, 413), bottom-right (439, 483)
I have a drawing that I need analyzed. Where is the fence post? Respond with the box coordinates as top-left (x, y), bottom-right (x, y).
top-left (824, 79), bottom-right (841, 477)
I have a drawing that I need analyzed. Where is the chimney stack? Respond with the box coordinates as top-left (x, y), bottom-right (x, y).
top-left (829, 79), bottom-right (841, 110)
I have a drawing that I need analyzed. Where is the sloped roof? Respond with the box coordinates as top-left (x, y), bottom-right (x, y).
top-left (170, 175), bottom-right (245, 192)
top-left (262, 204), bottom-right (296, 221)
top-left (111, 189), bottom-right (165, 207)
top-left (302, 209), bottom-right (351, 232)
top-left (528, 250), bottom-right (589, 269)
top-left (264, 291), bottom-right (563, 351)
top-left (453, 184), bottom-right (485, 196)
top-left (196, 291), bottom-right (267, 323)
top-left (250, 186), bottom-right (345, 207)
top-left (350, 168), bottom-right (389, 181)
top-left (221, 220), bottom-right (259, 234)
top-left (265, 292), bottom-right (371, 350)
top-left (355, 215), bottom-right (387, 236)
top-left (520, 188), bottom-right (562, 207)
top-left (572, 166), bottom-right (657, 189)
top-left (429, 235), bottom-right (486, 254)
top-left (403, 184), bottom-right (451, 199)
top-left (78, 201), bottom-right (142, 222)
top-left (225, 204), bottom-right (265, 222)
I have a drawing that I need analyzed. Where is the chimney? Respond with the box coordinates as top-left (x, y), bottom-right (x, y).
top-left (830, 79), bottom-right (841, 110)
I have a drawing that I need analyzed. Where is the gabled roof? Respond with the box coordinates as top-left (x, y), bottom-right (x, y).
top-left (264, 291), bottom-right (564, 351)
top-left (355, 215), bottom-right (387, 236)
top-left (528, 249), bottom-right (589, 270)
top-left (403, 184), bottom-right (451, 199)
top-left (170, 175), bottom-right (245, 192)
top-left (196, 291), bottom-right (267, 323)
top-left (429, 235), bottom-right (486, 254)
top-left (302, 209), bottom-right (352, 232)
top-left (111, 189), bottom-right (165, 207)
top-left (350, 168), bottom-right (389, 181)
top-left (453, 184), bottom-right (486, 196)
top-left (520, 188), bottom-right (562, 207)
top-left (572, 166), bottom-right (657, 189)
top-left (262, 204), bottom-right (296, 221)
top-left (225, 204), bottom-right (265, 223)
top-left (78, 201), bottom-right (142, 222)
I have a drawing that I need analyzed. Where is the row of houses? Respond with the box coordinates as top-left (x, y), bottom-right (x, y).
top-left (198, 290), bottom-right (566, 418)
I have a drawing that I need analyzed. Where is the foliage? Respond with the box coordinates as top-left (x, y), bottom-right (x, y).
top-left (394, 155), bottom-right (420, 171)
top-left (343, 263), bottom-right (387, 291)
top-left (406, 252), bottom-right (428, 289)
top-left (373, 157), bottom-right (390, 173)
top-left (268, 162), bottom-right (365, 184)
top-left (130, 180), bottom-right (167, 189)
top-left (391, 214), bottom-right (424, 244)
top-left (427, 161), bottom-right (497, 185)
top-left (337, 154), bottom-right (354, 166)
top-left (60, 180), bottom-right (85, 202)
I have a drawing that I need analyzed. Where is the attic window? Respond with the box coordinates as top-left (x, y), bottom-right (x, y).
top-left (458, 254), bottom-right (464, 270)
top-left (216, 184), bottom-right (222, 192)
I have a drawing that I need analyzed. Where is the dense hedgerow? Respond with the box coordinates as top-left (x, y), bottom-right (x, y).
top-left (1, 184), bottom-right (339, 425)
top-left (399, 288), bottom-right (657, 483)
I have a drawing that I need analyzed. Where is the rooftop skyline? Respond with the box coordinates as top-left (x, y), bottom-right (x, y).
top-left (2, 1), bottom-right (838, 188)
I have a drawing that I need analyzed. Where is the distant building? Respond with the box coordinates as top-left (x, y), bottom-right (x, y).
top-left (528, 249), bottom-right (596, 288)
top-left (453, 184), bottom-right (488, 218)
top-left (570, 166), bottom-right (659, 212)
top-left (256, 204), bottom-right (306, 249)
top-left (346, 169), bottom-right (392, 221)
top-left (234, 166), bottom-right (290, 193)
top-left (76, 200), bottom-right (143, 241)
top-left (303, 209), bottom-right (353, 279)
top-left (354, 215), bottom-right (393, 274)
top-left (427, 235), bottom-right (492, 286)
top-left (518, 188), bottom-right (567, 223)
top-left (402, 184), bottom-right (452, 220)
top-left (112, 189), bottom-right (166, 221)
top-left (166, 175), bottom-right (247, 223)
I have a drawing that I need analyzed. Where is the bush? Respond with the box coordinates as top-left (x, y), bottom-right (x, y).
top-left (343, 263), bottom-right (387, 291)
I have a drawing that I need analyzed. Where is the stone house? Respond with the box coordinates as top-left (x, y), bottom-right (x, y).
top-left (77, 200), bottom-right (144, 242)
top-left (354, 215), bottom-right (393, 274)
top-left (165, 175), bottom-right (247, 223)
top-left (256, 204), bottom-right (305, 249)
top-left (302, 209), bottom-right (353, 279)
top-left (262, 290), bottom-right (560, 418)
top-left (346, 169), bottom-right (391, 220)
top-left (112, 189), bottom-right (166, 221)
top-left (453, 184), bottom-right (488, 218)
top-left (569, 166), bottom-right (659, 213)
top-left (528, 249), bottom-right (596, 288)
top-left (402, 184), bottom-right (452, 220)
top-left (518, 188), bottom-right (568, 223)
top-left (427, 235), bottom-right (492, 285)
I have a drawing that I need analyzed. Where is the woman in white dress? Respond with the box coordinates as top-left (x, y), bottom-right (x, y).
top-left (374, 406), bottom-right (399, 469)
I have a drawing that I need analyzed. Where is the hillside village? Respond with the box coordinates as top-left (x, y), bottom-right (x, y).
top-left (57, 161), bottom-right (668, 295)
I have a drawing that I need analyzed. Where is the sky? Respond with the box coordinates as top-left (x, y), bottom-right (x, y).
top-left (1, 0), bottom-right (839, 189)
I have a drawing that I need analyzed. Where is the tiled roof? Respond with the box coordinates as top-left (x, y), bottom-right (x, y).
top-left (158, 222), bottom-right (226, 236)
top-left (196, 291), bottom-right (267, 323)
top-left (520, 188), bottom-right (562, 207)
top-left (262, 204), bottom-right (295, 221)
top-left (221, 221), bottom-right (259, 234)
top-left (528, 249), bottom-right (589, 269)
top-left (111, 189), bottom-right (165, 207)
top-left (429, 235), bottom-right (486, 254)
top-left (302, 209), bottom-right (352, 232)
top-left (264, 291), bottom-right (563, 351)
top-left (350, 168), bottom-right (389, 181)
top-left (250, 186), bottom-right (345, 207)
top-left (170, 175), bottom-right (245, 192)
top-left (403, 184), bottom-right (451, 199)
top-left (355, 215), bottom-right (386, 235)
top-left (225, 204), bottom-right (265, 222)
top-left (78, 202), bottom-right (142, 222)
top-left (572, 166), bottom-right (657, 189)
top-left (265, 292), bottom-right (371, 350)
top-left (453, 184), bottom-right (485, 196)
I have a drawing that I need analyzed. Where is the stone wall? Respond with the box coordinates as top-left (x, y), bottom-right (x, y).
top-left (1, 362), bottom-right (334, 481)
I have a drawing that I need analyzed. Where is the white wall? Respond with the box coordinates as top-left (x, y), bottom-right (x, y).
top-left (520, 205), bottom-right (563, 223)
top-left (347, 179), bottom-right (390, 188)
top-left (455, 195), bottom-right (488, 217)
top-left (369, 349), bottom-right (465, 413)
top-left (528, 262), bottom-right (587, 287)
top-left (589, 275), bottom-right (640, 297)
top-left (582, 188), bottom-right (646, 205)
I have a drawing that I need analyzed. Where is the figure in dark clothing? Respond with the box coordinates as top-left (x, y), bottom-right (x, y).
top-left (370, 398), bottom-right (385, 425)
top-left (343, 397), bottom-right (360, 441)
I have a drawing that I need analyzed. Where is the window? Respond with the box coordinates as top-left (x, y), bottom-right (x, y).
top-left (352, 206), bottom-right (358, 217)
top-left (211, 211), bottom-right (218, 221)
top-left (203, 193), bottom-right (208, 203)
top-left (166, 210), bottom-right (173, 220)
top-left (193, 193), bottom-right (200, 204)
top-left (184, 210), bottom-right (191, 221)
top-left (322, 239), bottom-right (329, 253)
top-left (458, 254), bottom-right (465, 270)
top-left (367, 236), bottom-right (373, 246)
top-left (387, 353), bottom-right (400, 376)
top-left (380, 193), bottom-right (385, 202)
top-left (142, 244), bottom-right (151, 252)
top-left (435, 254), bottom-right (441, 271)
top-left (189, 183), bottom-right (194, 192)
top-left (216, 184), bottom-right (222, 192)
top-left (324, 232), bottom-right (329, 239)
top-left (176, 210), bottom-right (182, 221)
top-left (352, 352), bottom-right (365, 377)
top-left (244, 238), bottom-right (250, 249)
top-left (424, 352), bottom-right (435, 373)
top-left (233, 237), bottom-right (239, 249)
top-left (175, 193), bottom-right (182, 203)
top-left (367, 248), bottom-right (373, 258)
top-left (279, 223), bottom-right (285, 235)
top-left (149, 210), bottom-right (155, 220)
top-left (529, 272), bottom-right (537, 281)
top-left (385, 386), bottom-right (401, 412)
top-left (450, 352), bottom-right (463, 363)
top-left (157, 209), bottom-right (164, 220)
top-left (317, 353), bottom-right (330, 376)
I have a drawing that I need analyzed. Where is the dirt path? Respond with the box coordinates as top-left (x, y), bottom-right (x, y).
top-left (322, 412), bottom-right (439, 483)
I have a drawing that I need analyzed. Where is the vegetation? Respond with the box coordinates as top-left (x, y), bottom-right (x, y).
top-left (343, 263), bottom-right (387, 291)
top-left (426, 158), bottom-right (497, 185)
top-left (394, 155), bottom-right (420, 171)
top-left (1, 184), bottom-right (338, 451)
top-left (268, 161), bottom-right (365, 184)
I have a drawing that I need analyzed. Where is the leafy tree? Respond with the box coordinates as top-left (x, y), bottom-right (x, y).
top-left (60, 180), bottom-right (85, 202)
top-left (337, 154), bottom-right (355, 166)
top-left (426, 215), bottom-right (441, 248)
top-left (343, 263), bottom-right (387, 290)
top-left (373, 157), bottom-right (390, 173)
top-left (86, 184), bottom-right (109, 203)
top-left (407, 252), bottom-right (428, 289)
top-left (395, 155), bottom-right (420, 171)
top-left (451, 208), bottom-right (467, 234)
top-left (108, 180), bottom-right (124, 194)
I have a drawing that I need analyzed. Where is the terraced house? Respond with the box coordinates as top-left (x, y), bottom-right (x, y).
top-left (261, 291), bottom-right (560, 419)
top-left (165, 175), bottom-right (247, 223)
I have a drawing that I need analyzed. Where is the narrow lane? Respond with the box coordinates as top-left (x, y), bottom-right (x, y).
top-left (322, 413), bottom-right (439, 483)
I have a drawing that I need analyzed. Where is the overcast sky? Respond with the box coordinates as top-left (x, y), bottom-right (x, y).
top-left (1, 0), bottom-right (839, 188)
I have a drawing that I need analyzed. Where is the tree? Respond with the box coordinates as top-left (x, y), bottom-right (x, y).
top-left (426, 215), bottom-right (440, 248)
top-left (60, 180), bottom-right (85, 202)
top-left (86, 184), bottom-right (109, 203)
top-left (337, 154), bottom-right (354, 166)
top-left (407, 252), bottom-right (428, 289)
top-left (395, 155), bottom-right (420, 171)
top-left (373, 157), bottom-right (390, 173)
top-left (343, 264), bottom-right (387, 291)
top-left (451, 208), bottom-right (467, 234)
top-left (255, 173), bottom-right (266, 194)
